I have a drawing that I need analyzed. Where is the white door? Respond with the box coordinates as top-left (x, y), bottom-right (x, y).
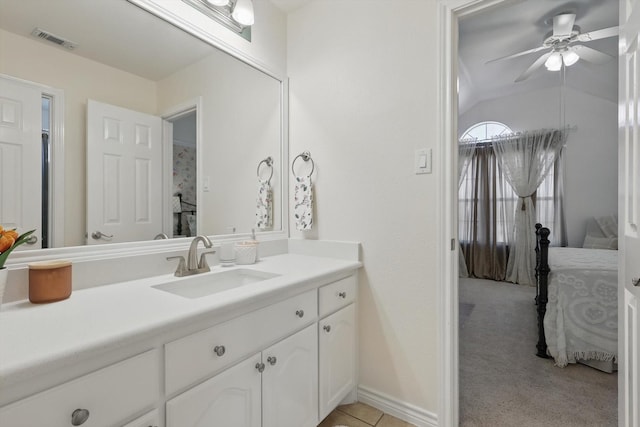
top-left (0, 76), bottom-right (42, 249)
top-left (262, 324), bottom-right (318, 427)
top-left (86, 100), bottom-right (163, 244)
top-left (620, 0), bottom-right (640, 425)
top-left (318, 304), bottom-right (356, 421)
top-left (165, 353), bottom-right (262, 427)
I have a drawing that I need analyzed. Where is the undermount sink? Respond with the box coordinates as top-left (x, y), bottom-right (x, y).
top-left (152, 268), bottom-right (280, 299)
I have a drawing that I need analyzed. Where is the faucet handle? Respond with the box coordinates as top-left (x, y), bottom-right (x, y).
top-left (167, 255), bottom-right (187, 276)
top-left (198, 251), bottom-right (216, 271)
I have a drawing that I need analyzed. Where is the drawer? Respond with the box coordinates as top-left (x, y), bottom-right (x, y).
top-left (165, 289), bottom-right (317, 395)
top-left (123, 409), bottom-right (160, 427)
top-left (319, 275), bottom-right (357, 317)
top-left (0, 349), bottom-right (159, 427)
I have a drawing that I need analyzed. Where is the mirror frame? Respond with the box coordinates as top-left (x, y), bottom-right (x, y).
top-left (7, 0), bottom-right (289, 267)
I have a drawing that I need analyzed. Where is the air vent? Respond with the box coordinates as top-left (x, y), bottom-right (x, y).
top-left (31, 28), bottom-right (78, 50)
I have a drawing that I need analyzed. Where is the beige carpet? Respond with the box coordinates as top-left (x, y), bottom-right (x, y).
top-left (459, 278), bottom-right (617, 427)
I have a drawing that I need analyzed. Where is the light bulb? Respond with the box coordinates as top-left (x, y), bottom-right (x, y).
top-left (545, 52), bottom-right (563, 71)
top-left (205, 0), bottom-right (229, 6)
top-left (232, 0), bottom-right (254, 26)
top-left (563, 50), bottom-right (580, 67)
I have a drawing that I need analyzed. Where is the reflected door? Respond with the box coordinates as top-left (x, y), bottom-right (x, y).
top-left (0, 76), bottom-right (42, 249)
top-left (86, 100), bottom-right (163, 245)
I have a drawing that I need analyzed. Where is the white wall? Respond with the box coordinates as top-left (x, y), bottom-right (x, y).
top-left (288, 0), bottom-right (439, 416)
top-left (459, 86), bottom-right (618, 246)
top-left (0, 28), bottom-right (158, 247)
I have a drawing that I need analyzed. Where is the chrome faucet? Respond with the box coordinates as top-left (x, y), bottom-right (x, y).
top-left (167, 235), bottom-right (216, 277)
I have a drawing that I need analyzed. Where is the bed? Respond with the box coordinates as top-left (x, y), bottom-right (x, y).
top-left (534, 222), bottom-right (618, 371)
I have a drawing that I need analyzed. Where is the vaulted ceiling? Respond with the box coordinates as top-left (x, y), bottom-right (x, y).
top-left (458, 0), bottom-right (618, 114)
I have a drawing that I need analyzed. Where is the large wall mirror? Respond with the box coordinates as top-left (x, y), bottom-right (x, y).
top-left (0, 0), bottom-right (284, 254)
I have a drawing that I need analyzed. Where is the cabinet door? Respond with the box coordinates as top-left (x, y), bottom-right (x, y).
top-left (318, 303), bottom-right (356, 420)
top-left (166, 354), bottom-right (261, 427)
top-left (262, 324), bottom-right (318, 427)
top-left (122, 409), bottom-right (159, 427)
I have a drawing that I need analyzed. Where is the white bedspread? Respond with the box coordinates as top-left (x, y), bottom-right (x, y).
top-left (544, 247), bottom-right (618, 367)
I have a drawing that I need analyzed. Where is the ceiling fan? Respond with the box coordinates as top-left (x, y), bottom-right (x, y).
top-left (486, 13), bottom-right (618, 82)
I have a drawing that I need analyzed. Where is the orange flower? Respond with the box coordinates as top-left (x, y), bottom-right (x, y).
top-left (0, 234), bottom-right (15, 253)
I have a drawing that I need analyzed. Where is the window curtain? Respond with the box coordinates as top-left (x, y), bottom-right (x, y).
top-left (459, 145), bottom-right (515, 281)
top-left (458, 144), bottom-right (475, 278)
top-left (492, 129), bottom-right (565, 285)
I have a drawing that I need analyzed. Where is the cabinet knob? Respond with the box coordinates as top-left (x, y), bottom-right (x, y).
top-left (338, 291), bottom-right (347, 298)
top-left (267, 356), bottom-right (277, 365)
top-left (213, 345), bottom-right (226, 357)
top-left (256, 362), bottom-right (265, 373)
top-left (323, 325), bottom-right (331, 333)
top-left (71, 408), bottom-right (90, 426)
top-left (295, 309), bottom-right (304, 318)
top-left (633, 278), bottom-right (640, 287)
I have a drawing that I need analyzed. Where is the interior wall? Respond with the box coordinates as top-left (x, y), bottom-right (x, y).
top-left (288, 0), bottom-right (439, 416)
top-left (459, 85), bottom-right (618, 246)
top-left (0, 28), bottom-right (158, 247)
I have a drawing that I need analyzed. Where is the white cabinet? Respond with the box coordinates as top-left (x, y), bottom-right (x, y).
top-left (0, 349), bottom-right (159, 427)
top-left (167, 324), bottom-right (317, 427)
top-left (122, 410), bottom-right (160, 427)
top-left (166, 354), bottom-right (262, 427)
top-left (318, 282), bottom-right (357, 421)
top-left (262, 324), bottom-right (317, 427)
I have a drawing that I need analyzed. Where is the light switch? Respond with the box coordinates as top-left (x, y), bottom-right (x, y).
top-left (415, 148), bottom-right (432, 174)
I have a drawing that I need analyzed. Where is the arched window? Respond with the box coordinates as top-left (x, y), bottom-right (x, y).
top-left (459, 121), bottom-right (556, 244)
top-left (461, 121), bottom-right (512, 142)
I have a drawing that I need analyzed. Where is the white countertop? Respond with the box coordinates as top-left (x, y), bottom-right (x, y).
top-left (0, 253), bottom-right (361, 399)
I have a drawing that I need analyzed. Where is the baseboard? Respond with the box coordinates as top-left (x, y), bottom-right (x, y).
top-left (357, 385), bottom-right (438, 427)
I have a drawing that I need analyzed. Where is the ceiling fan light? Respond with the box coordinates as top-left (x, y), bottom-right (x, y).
top-left (232, 0), bottom-right (254, 26)
top-left (545, 52), bottom-right (563, 71)
top-left (205, 0), bottom-right (229, 6)
top-left (563, 50), bottom-right (580, 66)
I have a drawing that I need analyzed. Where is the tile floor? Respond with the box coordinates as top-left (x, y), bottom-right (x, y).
top-left (317, 402), bottom-right (416, 427)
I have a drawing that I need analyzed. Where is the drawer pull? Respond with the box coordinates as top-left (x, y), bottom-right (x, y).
top-left (71, 408), bottom-right (90, 426)
top-left (295, 309), bottom-right (304, 318)
top-left (267, 356), bottom-right (277, 365)
top-left (213, 345), bottom-right (226, 357)
top-left (338, 291), bottom-right (347, 298)
top-left (323, 325), bottom-right (331, 333)
top-left (256, 362), bottom-right (265, 373)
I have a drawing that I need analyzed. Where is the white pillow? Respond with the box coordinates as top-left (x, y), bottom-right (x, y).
top-left (582, 235), bottom-right (618, 250)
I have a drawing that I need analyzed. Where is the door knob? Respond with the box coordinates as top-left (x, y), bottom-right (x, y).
top-left (323, 325), bottom-right (331, 333)
top-left (267, 356), bottom-right (277, 365)
top-left (256, 362), bottom-right (265, 373)
top-left (213, 345), bottom-right (226, 357)
top-left (25, 235), bottom-right (38, 245)
top-left (295, 309), bottom-right (304, 318)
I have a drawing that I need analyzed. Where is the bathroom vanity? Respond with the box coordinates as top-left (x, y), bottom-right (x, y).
top-left (0, 243), bottom-right (360, 427)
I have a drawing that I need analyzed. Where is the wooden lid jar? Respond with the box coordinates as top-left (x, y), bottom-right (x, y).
top-left (28, 260), bottom-right (72, 303)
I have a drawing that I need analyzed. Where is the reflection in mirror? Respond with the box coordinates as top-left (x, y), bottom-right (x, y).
top-left (0, 0), bottom-right (282, 250)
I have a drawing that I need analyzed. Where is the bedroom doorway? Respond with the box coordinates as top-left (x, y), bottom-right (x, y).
top-left (438, 0), bottom-right (623, 425)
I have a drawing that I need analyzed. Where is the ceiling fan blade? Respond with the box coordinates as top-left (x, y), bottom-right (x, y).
top-left (553, 13), bottom-right (576, 37)
top-left (572, 45), bottom-right (614, 64)
top-left (486, 45), bottom-right (548, 64)
top-left (515, 52), bottom-right (552, 82)
top-left (576, 26), bottom-right (619, 42)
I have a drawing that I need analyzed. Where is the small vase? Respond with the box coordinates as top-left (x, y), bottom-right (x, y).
top-left (0, 267), bottom-right (7, 309)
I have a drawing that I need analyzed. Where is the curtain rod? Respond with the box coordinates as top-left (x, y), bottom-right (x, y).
top-left (459, 125), bottom-right (577, 146)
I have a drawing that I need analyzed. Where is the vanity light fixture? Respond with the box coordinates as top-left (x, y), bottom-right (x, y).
top-left (231, 0), bottom-right (254, 26)
top-left (183, 0), bottom-right (254, 41)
